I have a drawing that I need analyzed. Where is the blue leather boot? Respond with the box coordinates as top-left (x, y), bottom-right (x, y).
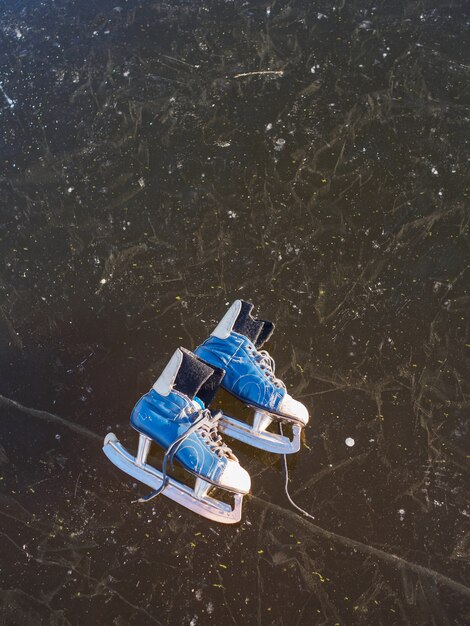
top-left (195, 301), bottom-right (309, 453)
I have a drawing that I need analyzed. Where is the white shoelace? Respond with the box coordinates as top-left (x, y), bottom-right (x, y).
top-left (199, 410), bottom-right (236, 460)
top-left (249, 346), bottom-right (314, 519)
top-left (134, 409), bottom-right (234, 504)
top-left (280, 423), bottom-right (315, 521)
top-left (248, 346), bottom-right (287, 391)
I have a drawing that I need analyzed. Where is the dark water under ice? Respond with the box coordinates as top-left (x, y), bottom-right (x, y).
top-left (1, 1), bottom-right (469, 624)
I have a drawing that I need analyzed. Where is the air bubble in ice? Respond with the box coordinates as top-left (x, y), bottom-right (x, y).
top-left (345, 437), bottom-right (355, 447)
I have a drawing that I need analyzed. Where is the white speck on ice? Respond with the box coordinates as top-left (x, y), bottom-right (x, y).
top-left (345, 437), bottom-right (355, 447)
top-left (431, 167), bottom-right (438, 175)
top-left (138, 177), bottom-right (145, 188)
top-left (266, 123), bottom-right (273, 131)
top-left (100, 278), bottom-right (107, 285)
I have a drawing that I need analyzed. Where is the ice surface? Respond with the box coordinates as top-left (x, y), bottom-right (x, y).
top-left (0, 0), bottom-right (469, 624)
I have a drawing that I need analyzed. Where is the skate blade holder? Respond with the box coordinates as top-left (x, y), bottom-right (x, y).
top-left (219, 410), bottom-right (302, 454)
top-left (103, 433), bottom-right (243, 524)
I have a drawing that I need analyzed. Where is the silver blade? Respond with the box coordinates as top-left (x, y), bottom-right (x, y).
top-left (219, 414), bottom-right (301, 454)
top-left (103, 433), bottom-right (243, 524)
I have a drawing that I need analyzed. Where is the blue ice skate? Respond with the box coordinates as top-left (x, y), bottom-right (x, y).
top-left (103, 348), bottom-right (250, 524)
top-left (195, 301), bottom-right (309, 454)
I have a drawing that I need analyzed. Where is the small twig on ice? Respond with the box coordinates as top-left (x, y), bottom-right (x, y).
top-left (233, 70), bottom-right (284, 79)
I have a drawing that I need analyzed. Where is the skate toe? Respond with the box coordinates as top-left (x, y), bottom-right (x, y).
top-left (279, 394), bottom-right (309, 425)
top-left (218, 460), bottom-right (251, 494)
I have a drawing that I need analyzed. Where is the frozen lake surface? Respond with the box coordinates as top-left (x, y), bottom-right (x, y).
top-left (1, 1), bottom-right (469, 624)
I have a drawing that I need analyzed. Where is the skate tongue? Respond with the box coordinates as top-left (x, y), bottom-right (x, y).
top-left (174, 348), bottom-right (214, 400)
top-left (233, 300), bottom-right (275, 348)
top-left (254, 319), bottom-right (275, 348)
top-left (197, 362), bottom-right (225, 407)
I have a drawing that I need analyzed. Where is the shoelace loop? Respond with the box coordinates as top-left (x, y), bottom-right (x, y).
top-left (248, 346), bottom-right (287, 391)
top-left (198, 409), bottom-right (235, 460)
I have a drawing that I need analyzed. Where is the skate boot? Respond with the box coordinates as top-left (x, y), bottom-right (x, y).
top-left (103, 348), bottom-right (250, 523)
top-left (195, 300), bottom-right (309, 454)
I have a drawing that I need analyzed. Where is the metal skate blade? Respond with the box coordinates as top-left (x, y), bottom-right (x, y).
top-left (218, 415), bottom-right (302, 454)
top-left (103, 433), bottom-right (243, 524)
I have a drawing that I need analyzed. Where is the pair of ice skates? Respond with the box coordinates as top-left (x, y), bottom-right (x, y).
top-left (103, 300), bottom-right (309, 524)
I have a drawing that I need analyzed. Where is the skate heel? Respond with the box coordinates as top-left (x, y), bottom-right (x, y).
top-left (218, 410), bottom-right (302, 454)
top-left (103, 433), bottom-right (243, 524)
